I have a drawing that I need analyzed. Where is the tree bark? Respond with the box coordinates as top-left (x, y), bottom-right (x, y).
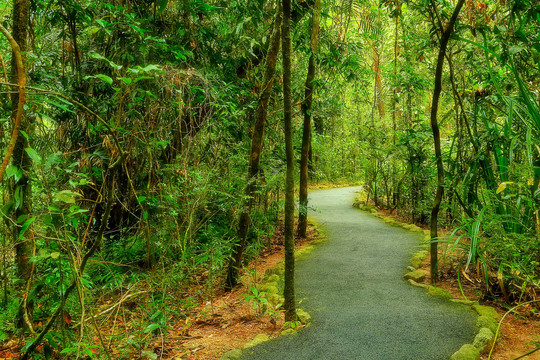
top-left (297, 0), bottom-right (321, 238)
top-left (225, 2), bottom-right (283, 290)
top-left (429, 0), bottom-right (465, 283)
top-left (10, 0), bottom-right (31, 283)
top-left (282, 0), bottom-right (296, 322)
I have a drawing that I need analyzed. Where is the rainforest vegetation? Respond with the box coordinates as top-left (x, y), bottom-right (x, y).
top-left (0, 0), bottom-right (539, 358)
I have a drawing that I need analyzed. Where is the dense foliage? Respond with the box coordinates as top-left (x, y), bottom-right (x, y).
top-left (0, 0), bottom-right (539, 358)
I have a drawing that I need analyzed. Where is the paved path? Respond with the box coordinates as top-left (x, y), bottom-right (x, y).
top-left (241, 187), bottom-right (476, 360)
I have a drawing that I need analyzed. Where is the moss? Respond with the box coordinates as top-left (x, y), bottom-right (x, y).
top-left (413, 250), bottom-right (429, 260)
top-left (408, 279), bottom-right (429, 289)
top-left (259, 284), bottom-right (278, 295)
top-left (264, 265), bottom-right (284, 277)
top-left (295, 245), bottom-right (315, 259)
top-left (450, 344), bottom-right (480, 360)
top-left (403, 270), bottom-right (426, 283)
top-left (427, 286), bottom-right (453, 300)
top-left (242, 334), bottom-right (270, 350)
top-left (450, 299), bottom-right (477, 306)
top-left (266, 293), bottom-right (281, 306)
top-left (220, 349), bottom-right (243, 360)
top-left (472, 327), bottom-right (494, 353)
top-left (264, 274), bottom-right (281, 283)
top-left (410, 256), bottom-right (423, 269)
top-left (403, 223), bottom-right (422, 232)
top-left (296, 308), bottom-right (311, 324)
top-left (280, 328), bottom-right (297, 336)
top-left (476, 315), bottom-right (498, 334)
top-left (472, 305), bottom-right (501, 321)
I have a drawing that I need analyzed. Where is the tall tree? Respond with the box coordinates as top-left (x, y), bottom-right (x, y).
top-left (297, 0), bottom-right (321, 238)
top-left (225, 2), bottom-right (283, 290)
top-left (9, 0), bottom-right (32, 284)
top-left (282, 0), bottom-right (296, 321)
top-left (429, 0), bottom-right (465, 282)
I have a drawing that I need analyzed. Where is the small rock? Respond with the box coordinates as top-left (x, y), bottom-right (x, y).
top-left (408, 279), bottom-right (429, 289)
top-left (242, 334), bottom-right (270, 350)
top-left (476, 315), bottom-right (498, 334)
top-left (427, 286), bottom-right (453, 300)
top-left (406, 266), bottom-right (416, 272)
top-left (472, 304), bottom-right (501, 321)
top-left (280, 328), bottom-right (297, 336)
top-left (473, 327), bottom-right (495, 353)
top-left (403, 270), bottom-right (426, 283)
top-left (259, 284), bottom-right (278, 294)
top-left (410, 256), bottom-right (423, 269)
top-left (265, 274), bottom-right (281, 282)
top-left (220, 349), bottom-right (242, 360)
top-left (266, 293), bottom-right (281, 306)
top-left (296, 308), bottom-right (311, 324)
top-left (403, 224), bottom-right (422, 232)
top-left (450, 299), bottom-right (477, 306)
top-left (413, 250), bottom-right (429, 260)
top-left (450, 344), bottom-right (480, 360)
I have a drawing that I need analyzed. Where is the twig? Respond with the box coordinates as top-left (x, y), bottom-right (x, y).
top-left (488, 299), bottom-right (540, 360)
top-left (74, 291), bottom-right (147, 326)
top-left (0, 81), bottom-right (125, 162)
top-left (510, 346), bottom-right (540, 360)
top-left (21, 168), bottom-right (117, 359)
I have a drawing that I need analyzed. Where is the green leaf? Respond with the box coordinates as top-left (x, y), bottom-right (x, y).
top-left (509, 45), bottom-right (525, 55)
top-left (158, 0), bottom-right (168, 13)
top-left (95, 74), bottom-right (113, 85)
top-left (25, 148), bottom-right (42, 164)
top-left (19, 216), bottom-right (36, 240)
top-left (50, 252), bottom-right (60, 259)
top-left (144, 323), bottom-right (161, 333)
top-left (496, 182), bottom-right (514, 194)
top-left (54, 190), bottom-right (82, 204)
top-left (20, 338), bottom-right (35, 353)
top-left (141, 64), bottom-right (161, 72)
top-left (6, 165), bottom-right (18, 179)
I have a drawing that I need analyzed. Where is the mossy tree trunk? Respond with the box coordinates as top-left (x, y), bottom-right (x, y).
top-left (282, 0), bottom-right (296, 322)
top-left (297, 0), bottom-right (321, 238)
top-left (225, 2), bottom-right (283, 290)
top-left (10, 0), bottom-right (32, 284)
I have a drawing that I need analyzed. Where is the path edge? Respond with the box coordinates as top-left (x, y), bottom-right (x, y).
top-left (219, 217), bottom-right (328, 360)
top-left (352, 196), bottom-right (501, 360)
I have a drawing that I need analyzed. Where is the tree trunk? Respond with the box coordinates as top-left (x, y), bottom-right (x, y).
top-left (429, 0), bottom-right (465, 283)
top-left (225, 2), bottom-right (283, 290)
top-left (297, 0), bottom-right (321, 238)
top-left (282, 0), bottom-right (296, 322)
top-left (10, 0), bottom-right (32, 284)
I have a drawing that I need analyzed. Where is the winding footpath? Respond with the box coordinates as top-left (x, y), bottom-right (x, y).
top-left (241, 187), bottom-right (477, 360)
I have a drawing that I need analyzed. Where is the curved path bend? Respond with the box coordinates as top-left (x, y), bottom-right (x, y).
top-left (241, 187), bottom-right (476, 360)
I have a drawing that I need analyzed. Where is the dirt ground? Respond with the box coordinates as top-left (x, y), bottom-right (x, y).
top-left (1, 201), bottom-right (538, 359)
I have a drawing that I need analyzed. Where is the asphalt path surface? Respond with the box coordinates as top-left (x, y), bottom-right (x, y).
top-left (240, 187), bottom-right (476, 360)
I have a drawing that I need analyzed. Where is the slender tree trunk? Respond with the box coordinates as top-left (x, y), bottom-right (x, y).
top-left (390, 0), bottom-right (401, 211)
top-left (225, 3), bottom-right (283, 290)
top-left (282, 0), bottom-right (296, 321)
top-left (10, 0), bottom-right (31, 283)
top-left (429, 0), bottom-right (465, 282)
top-left (297, 0), bottom-right (321, 238)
